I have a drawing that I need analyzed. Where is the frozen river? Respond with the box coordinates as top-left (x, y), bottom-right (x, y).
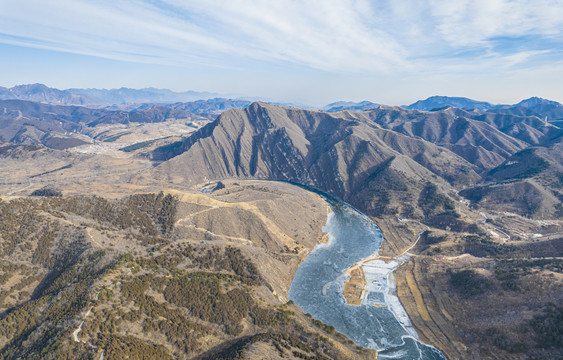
top-left (288, 199), bottom-right (446, 359)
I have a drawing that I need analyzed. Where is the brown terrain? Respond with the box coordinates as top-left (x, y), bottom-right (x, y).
top-left (0, 170), bottom-right (377, 359)
top-left (342, 267), bottom-right (366, 306)
top-left (0, 98), bottom-right (561, 359)
top-left (145, 102), bottom-right (562, 359)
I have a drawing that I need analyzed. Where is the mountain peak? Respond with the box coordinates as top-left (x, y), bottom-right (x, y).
top-left (514, 97), bottom-right (561, 108)
top-left (248, 101), bottom-right (273, 108)
top-left (0, 83), bottom-right (94, 105)
top-left (323, 100), bottom-right (380, 112)
top-left (405, 96), bottom-right (494, 111)
top-left (12, 83), bottom-right (53, 93)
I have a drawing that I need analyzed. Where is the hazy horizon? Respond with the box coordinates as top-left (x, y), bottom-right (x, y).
top-left (2, 81), bottom-right (560, 109)
top-left (1, 1), bottom-right (563, 106)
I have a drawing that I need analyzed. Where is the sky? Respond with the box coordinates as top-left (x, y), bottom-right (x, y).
top-left (1, 0), bottom-right (563, 106)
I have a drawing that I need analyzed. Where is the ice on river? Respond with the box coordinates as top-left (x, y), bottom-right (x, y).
top-left (288, 200), bottom-right (445, 359)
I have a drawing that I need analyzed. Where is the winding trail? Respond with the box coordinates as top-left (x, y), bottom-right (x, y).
top-left (6, 180), bottom-right (33, 196)
top-left (479, 212), bottom-right (511, 241)
top-left (72, 307), bottom-right (92, 343)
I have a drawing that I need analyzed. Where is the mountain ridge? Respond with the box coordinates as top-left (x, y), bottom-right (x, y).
top-left (323, 100), bottom-right (381, 112)
top-left (3, 84), bottom-right (563, 122)
top-left (0, 99), bottom-right (209, 149)
top-left (0, 83), bottom-right (98, 106)
top-left (150, 102), bottom-right (484, 218)
top-left (68, 86), bottom-right (220, 105)
top-left (149, 101), bottom-right (562, 219)
top-left (405, 95), bottom-right (495, 111)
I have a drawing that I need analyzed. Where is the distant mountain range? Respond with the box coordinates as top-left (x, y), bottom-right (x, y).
top-left (2, 84), bottom-right (563, 122)
top-left (0, 99), bottom-right (209, 149)
top-left (322, 101), bottom-right (380, 112)
top-left (331, 96), bottom-right (563, 121)
top-left (135, 98), bottom-right (252, 119)
top-left (0, 84), bottom-right (95, 106)
top-left (404, 96), bottom-right (495, 111)
top-left (67, 87), bottom-right (219, 105)
top-left (0, 83), bottom-right (220, 106)
top-left (403, 95), bottom-right (563, 112)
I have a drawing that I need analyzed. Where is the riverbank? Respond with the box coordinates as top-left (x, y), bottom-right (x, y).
top-left (288, 199), bottom-right (446, 359)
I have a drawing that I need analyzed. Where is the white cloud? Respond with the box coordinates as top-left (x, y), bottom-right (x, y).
top-left (181, 0), bottom-right (410, 71)
top-left (0, 0), bottom-right (408, 71)
top-left (0, 0), bottom-right (561, 74)
top-left (426, 0), bottom-right (563, 47)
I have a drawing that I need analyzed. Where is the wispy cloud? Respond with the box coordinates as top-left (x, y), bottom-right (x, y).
top-left (427, 0), bottom-right (563, 47)
top-left (0, 0), bottom-right (562, 73)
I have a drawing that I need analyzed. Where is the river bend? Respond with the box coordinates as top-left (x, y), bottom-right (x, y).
top-left (288, 199), bottom-right (446, 359)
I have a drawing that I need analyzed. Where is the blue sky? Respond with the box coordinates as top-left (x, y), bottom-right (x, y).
top-left (1, 0), bottom-right (563, 106)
